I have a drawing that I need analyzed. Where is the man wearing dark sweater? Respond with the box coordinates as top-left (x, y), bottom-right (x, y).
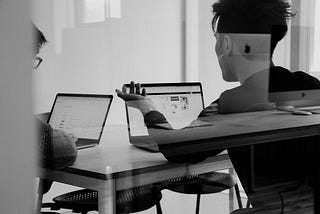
top-left (116, 0), bottom-right (320, 211)
top-left (33, 24), bottom-right (78, 170)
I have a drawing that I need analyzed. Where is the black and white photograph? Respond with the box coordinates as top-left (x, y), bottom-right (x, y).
top-left (1, 0), bottom-right (320, 213)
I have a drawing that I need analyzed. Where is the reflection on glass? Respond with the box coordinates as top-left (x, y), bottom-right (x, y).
top-left (108, 0), bottom-right (121, 18)
top-left (83, 0), bottom-right (106, 23)
top-left (82, 0), bottom-right (121, 23)
top-left (126, 83), bottom-right (204, 131)
top-left (313, 1), bottom-right (320, 71)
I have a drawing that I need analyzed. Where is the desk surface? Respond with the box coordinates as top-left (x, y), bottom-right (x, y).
top-left (63, 125), bottom-right (232, 181)
top-left (155, 110), bottom-right (320, 156)
top-left (40, 110), bottom-right (320, 188)
top-left (155, 110), bottom-right (320, 144)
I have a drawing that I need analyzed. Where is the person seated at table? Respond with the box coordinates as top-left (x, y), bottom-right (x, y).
top-left (116, 0), bottom-right (320, 211)
top-left (33, 23), bottom-right (78, 170)
top-left (116, 0), bottom-right (319, 164)
top-left (33, 24), bottom-right (79, 214)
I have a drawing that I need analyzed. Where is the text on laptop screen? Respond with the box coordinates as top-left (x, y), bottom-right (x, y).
top-left (49, 96), bottom-right (111, 139)
top-left (127, 84), bottom-right (204, 135)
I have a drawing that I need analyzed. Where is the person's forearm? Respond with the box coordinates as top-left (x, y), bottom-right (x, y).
top-left (36, 118), bottom-right (78, 169)
top-left (144, 110), bottom-right (173, 130)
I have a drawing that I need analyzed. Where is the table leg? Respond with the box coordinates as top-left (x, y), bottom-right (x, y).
top-left (99, 166), bottom-right (116, 214)
top-left (229, 168), bottom-right (235, 212)
top-left (98, 179), bottom-right (116, 214)
top-left (313, 138), bottom-right (320, 214)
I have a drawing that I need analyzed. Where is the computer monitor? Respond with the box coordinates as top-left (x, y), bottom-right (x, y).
top-left (269, 82), bottom-right (320, 108)
top-left (124, 82), bottom-right (205, 152)
top-left (47, 93), bottom-right (113, 149)
top-left (268, 25), bottom-right (320, 108)
top-left (125, 82), bottom-right (205, 131)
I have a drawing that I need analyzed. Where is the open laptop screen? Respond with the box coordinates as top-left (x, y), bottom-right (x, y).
top-left (48, 94), bottom-right (112, 147)
top-left (125, 83), bottom-right (204, 136)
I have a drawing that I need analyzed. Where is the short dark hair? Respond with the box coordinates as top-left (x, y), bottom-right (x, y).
top-left (212, 0), bottom-right (295, 55)
top-left (32, 23), bottom-right (47, 53)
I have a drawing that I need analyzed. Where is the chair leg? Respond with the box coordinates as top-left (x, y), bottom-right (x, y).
top-left (234, 184), bottom-right (243, 209)
top-left (246, 199), bottom-right (251, 208)
top-left (36, 191), bottom-right (44, 214)
top-left (36, 179), bottom-right (47, 214)
top-left (36, 179), bottom-right (54, 214)
top-left (156, 201), bottom-right (163, 214)
top-left (195, 194), bottom-right (201, 214)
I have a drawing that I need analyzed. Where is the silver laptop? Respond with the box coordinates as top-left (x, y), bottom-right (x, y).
top-left (47, 93), bottom-right (113, 149)
top-left (124, 82), bottom-right (206, 152)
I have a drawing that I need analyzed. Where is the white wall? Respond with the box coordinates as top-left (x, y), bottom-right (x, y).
top-left (0, 0), bottom-right (36, 213)
top-left (31, 0), bottom-right (241, 123)
top-left (32, 0), bottom-right (293, 124)
top-left (32, 0), bottom-right (183, 125)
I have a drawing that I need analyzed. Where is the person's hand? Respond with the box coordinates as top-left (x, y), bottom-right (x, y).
top-left (116, 81), bottom-right (157, 115)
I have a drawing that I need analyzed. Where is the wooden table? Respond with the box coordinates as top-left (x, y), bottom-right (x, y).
top-left (38, 110), bottom-right (320, 213)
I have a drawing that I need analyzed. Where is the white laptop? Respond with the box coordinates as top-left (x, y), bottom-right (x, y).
top-left (47, 93), bottom-right (113, 149)
top-left (124, 82), bottom-right (208, 152)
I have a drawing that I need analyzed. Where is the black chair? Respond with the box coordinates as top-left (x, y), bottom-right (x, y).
top-left (39, 171), bottom-right (242, 214)
top-left (39, 182), bottom-right (163, 214)
top-left (36, 179), bottom-right (60, 214)
top-left (160, 171), bottom-right (243, 214)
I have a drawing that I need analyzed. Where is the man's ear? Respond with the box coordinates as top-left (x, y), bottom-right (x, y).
top-left (222, 35), bottom-right (232, 55)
